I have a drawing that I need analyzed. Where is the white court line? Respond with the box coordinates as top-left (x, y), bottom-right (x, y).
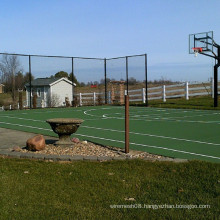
top-left (1, 116), bottom-right (43, 122)
top-left (81, 125), bottom-right (220, 146)
top-left (4, 115), bottom-right (218, 147)
top-left (0, 121), bottom-right (219, 160)
top-left (0, 121), bottom-right (51, 131)
top-left (83, 109), bottom-right (220, 124)
top-left (0, 108), bottom-right (85, 117)
top-left (2, 112), bottom-right (220, 145)
top-left (129, 106), bottom-right (220, 115)
top-left (129, 112), bottom-right (220, 119)
top-left (75, 134), bottom-right (220, 160)
top-left (101, 114), bottom-right (220, 125)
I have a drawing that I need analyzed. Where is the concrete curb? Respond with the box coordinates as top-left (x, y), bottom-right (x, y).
top-left (0, 150), bottom-right (188, 163)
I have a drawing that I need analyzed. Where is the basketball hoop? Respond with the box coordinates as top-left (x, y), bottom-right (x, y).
top-left (192, 47), bottom-right (203, 57)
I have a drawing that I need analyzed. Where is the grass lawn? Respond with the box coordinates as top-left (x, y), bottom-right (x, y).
top-left (147, 96), bottom-right (220, 110)
top-left (0, 158), bottom-right (219, 219)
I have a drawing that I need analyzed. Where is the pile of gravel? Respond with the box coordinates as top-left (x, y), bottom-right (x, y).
top-left (19, 140), bottom-right (168, 160)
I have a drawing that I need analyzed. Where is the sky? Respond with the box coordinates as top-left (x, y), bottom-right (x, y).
top-left (0, 0), bottom-right (220, 83)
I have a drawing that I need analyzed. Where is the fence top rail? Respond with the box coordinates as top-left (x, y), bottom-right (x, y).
top-left (166, 83), bottom-right (185, 88)
top-left (0, 52), bottom-right (147, 61)
top-left (148, 86), bottom-right (162, 90)
top-left (0, 52), bottom-right (105, 60)
top-left (188, 86), bottom-right (211, 91)
top-left (106, 53), bottom-right (146, 60)
top-left (188, 81), bottom-right (210, 85)
top-left (128, 88), bottom-right (142, 93)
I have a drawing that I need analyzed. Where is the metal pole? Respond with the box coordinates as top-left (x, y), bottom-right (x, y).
top-left (145, 54), bottom-right (148, 106)
top-left (29, 55), bottom-right (32, 109)
top-left (126, 56), bottom-right (128, 94)
top-left (104, 58), bottom-right (107, 104)
top-left (214, 65), bottom-right (218, 107)
top-left (125, 95), bottom-right (129, 153)
top-left (71, 57), bottom-right (74, 106)
top-left (214, 47), bottom-right (220, 107)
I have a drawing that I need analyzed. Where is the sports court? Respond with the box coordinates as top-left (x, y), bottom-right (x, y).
top-left (0, 106), bottom-right (219, 163)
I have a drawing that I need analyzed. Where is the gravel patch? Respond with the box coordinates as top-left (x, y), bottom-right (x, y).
top-left (18, 140), bottom-right (173, 161)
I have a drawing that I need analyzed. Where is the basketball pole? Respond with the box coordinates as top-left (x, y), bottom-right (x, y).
top-left (214, 46), bottom-right (220, 107)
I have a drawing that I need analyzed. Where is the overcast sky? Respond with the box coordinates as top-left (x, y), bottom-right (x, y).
top-left (0, 0), bottom-right (219, 82)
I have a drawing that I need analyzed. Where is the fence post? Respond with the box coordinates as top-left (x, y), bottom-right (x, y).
top-left (185, 82), bottom-right (189, 100)
top-left (79, 93), bottom-right (82, 106)
top-left (162, 85), bottom-right (166, 102)
top-left (211, 78), bottom-right (214, 98)
top-left (18, 103), bottom-right (19, 109)
top-left (10, 105), bottom-right (11, 110)
top-left (93, 92), bottom-right (96, 106)
top-left (142, 88), bottom-right (146, 103)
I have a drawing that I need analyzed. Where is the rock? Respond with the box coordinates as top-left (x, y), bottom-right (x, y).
top-left (82, 141), bottom-right (88, 144)
top-left (71, 138), bottom-right (80, 143)
top-left (12, 146), bottom-right (22, 152)
top-left (26, 135), bottom-right (46, 151)
top-left (124, 198), bottom-right (135, 201)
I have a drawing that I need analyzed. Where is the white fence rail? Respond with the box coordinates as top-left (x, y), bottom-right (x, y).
top-left (77, 79), bottom-right (220, 106)
top-left (1, 80), bottom-right (219, 109)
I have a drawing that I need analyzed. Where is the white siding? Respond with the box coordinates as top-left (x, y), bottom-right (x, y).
top-left (51, 80), bottom-right (73, 107)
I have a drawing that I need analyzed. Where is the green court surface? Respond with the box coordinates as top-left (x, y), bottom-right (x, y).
top-left (0, 106), bottom-right (219, 163)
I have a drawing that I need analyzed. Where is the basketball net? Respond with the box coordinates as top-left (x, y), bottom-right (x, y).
top-left (192, 47), bottom-right (202, 57)
top-left (194, 49), bottom-right (199, 57)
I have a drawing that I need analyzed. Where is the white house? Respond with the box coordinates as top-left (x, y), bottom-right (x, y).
top-left (25, 77), bottom-right (76, 108)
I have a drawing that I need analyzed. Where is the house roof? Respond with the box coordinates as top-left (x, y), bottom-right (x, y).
top-left (25, 77), bottom-right (76, 87)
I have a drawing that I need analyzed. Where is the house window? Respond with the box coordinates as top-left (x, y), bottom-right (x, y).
top-left (37, 88), bottom-right (41, 97)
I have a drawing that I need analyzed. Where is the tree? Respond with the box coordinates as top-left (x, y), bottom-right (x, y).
top-left (23, 72), bottom-right (34, 85)
top-left (100, 78), bottom-right (111, 85)
top-left (55, 71), bottom-right (68, 78)
top-left (128, 77), bottom-right (137, 85)
top-left (15, 71), bottom-right (24, 90)
top-left (0, 54), bottom-right (22, 102)
top-left (68, 72), bottom-right (80, 86)
top-left (80, 82), bottom-right (85, 87)
top-left (47, 94), bottom-right (61, 107)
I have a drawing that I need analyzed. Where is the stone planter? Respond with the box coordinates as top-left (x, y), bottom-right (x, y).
top-left (46, 118), bottom-right (83, 147)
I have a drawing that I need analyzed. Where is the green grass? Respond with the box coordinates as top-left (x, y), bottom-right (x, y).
top-left (0, 158), bottom-right (219, 219)
top-left (148, 96), bottom-right (220, 110)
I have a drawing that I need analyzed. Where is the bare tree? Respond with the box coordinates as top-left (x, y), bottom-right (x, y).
top-left (47, 94), bottom-right (61, 107)
top-left (0, 54), bottom-right (22, 102)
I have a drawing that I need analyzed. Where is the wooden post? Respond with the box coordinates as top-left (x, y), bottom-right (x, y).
top-left (125, 95), bottom-right (129, 153)
top-left (33, 94), bottom-right (37, 109)
top-left (19, 91), bottom-right (23, 110)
